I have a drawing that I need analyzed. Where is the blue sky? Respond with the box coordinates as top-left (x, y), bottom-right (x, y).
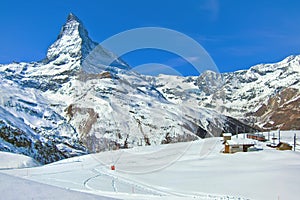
top-left (0, 0), bottom-right (300, 76)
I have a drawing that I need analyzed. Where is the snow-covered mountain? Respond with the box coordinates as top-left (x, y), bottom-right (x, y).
top-left (1, 13), bottom-right (297, 163)
top-left (154, 56), bottom-right (300, 131)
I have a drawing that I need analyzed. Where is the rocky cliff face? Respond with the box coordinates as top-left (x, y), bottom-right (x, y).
top-left (252, 87), bottom-right (300, 130)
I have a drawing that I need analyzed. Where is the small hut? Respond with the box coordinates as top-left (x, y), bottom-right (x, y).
top-left (276, 142), bottom-right (292, 150)
top-left (224, 138), bottom-right (255, 153)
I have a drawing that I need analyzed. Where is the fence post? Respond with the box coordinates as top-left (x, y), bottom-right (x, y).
top-left (294, 134), bottom-right (296, 151)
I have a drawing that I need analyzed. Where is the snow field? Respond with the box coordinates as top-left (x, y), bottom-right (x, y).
top-left (1, 131), bottom-right (300, 200)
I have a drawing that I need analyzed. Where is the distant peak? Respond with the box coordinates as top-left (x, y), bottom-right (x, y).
top-left (46, 13), bottom-right (97, 62)
top-left (57, 13), bottom-right (86, 40)
top-left (67, 13), bottom-right (81, 23)
top-left (45, 14), bottom-right (129, 71)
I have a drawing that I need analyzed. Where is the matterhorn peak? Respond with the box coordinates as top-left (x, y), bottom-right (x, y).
top-left (46, 13), bottom-right (98, 63)
top-left (41, 13), bottom-right (130, 75)
top-left (67, 13), bottom-right (81, 23)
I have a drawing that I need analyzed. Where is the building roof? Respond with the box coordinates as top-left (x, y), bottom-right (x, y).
top-left (226, 138), bottom-right (256, 146)
top-left (247, 133), bottom-right (265, 137)
top-left (223, 133), bottom-right (232, 137)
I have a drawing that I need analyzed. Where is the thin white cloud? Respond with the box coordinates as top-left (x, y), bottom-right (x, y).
top-left (187, 56), bottom-right (200, 62)
top-left (199, 0), bottom-right (220, 21)
top-left (132, 63), bottom-right (182, 76)
top-left (163, 56), bottom-right (200, 68)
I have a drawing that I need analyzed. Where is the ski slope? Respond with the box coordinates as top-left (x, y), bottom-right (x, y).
top-left (1, 131), bottom-right (300, 200)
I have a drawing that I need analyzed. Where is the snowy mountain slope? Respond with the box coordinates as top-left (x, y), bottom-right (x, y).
top-left (0, 69), bottom-right (88, 163)
top-left (52, 65), bottom-right (254, 152)
top-left (154, 55), bottom-right (300, 130)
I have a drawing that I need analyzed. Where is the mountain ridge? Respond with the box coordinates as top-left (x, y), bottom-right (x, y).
top-left (153, 55), bottom-right (300, 130)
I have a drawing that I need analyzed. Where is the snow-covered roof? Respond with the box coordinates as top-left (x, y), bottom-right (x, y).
top-left (226, 138), bottom-right (256, 146)
top-left (223, 133), bottom-right (232, 137)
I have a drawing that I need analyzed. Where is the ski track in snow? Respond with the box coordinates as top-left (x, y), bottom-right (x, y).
top-left (81, 140), bottom-right (246, 199)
